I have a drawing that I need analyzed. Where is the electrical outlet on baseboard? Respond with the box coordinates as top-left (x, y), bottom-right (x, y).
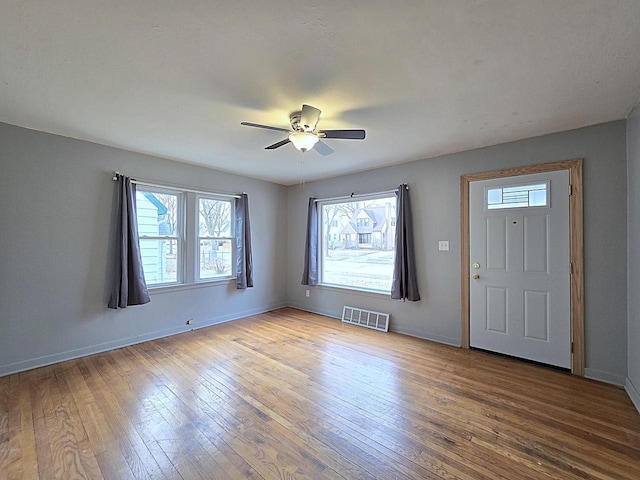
top-left (305, 289), bottom-right (310, 298)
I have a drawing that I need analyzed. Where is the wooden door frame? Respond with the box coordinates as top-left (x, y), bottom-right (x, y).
top-left (460, 159), bottom-right (584, 376)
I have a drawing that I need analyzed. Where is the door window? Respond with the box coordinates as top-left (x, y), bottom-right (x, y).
top-left (486, 181), bottom-right (549, 210)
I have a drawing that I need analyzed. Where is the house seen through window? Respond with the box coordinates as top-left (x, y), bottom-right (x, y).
top-left (319, 194), bottom-right (396, 292)
top-left (136, 189), bottom-right (182, 286)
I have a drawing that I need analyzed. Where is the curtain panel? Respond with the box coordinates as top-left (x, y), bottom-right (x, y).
top-left (108, 175), bottom-right (151, 309)
top-left (301, 197), bottom-right (319, 286)
top-left (235, 193), bottom-right (254, 289)
top-left (391, 184), bottom-right (420, 301)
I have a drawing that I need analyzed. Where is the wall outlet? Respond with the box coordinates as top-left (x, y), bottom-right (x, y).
top-left (305, 289), bottom-right (310, 297)
top-left (186, 319), bottom-right (194, 325)
top-left (438, 240), bottom-right (450, 251)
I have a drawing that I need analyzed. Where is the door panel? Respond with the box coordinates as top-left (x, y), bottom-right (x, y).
top-left (523, 290), bottom-right (548, 340)
top-left (486, 217), bottom-right (507, 271)
top-left (469, 170), bottom-right (570, 368)
top-left (486, 287), bottom-right (507, 333)
top-left (524, 215), bottom-right (548, 273)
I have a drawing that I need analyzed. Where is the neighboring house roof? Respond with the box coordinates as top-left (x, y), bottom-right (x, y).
top-left (341, 223), bottom-right (357, 235)
top-left (341, 206), bottom-right (394, 235)
top-left (353, 207), bottom-right (387, 233)
top-left (365, 207), bottom-right (389, 233)
top-left (142, 192), bottom-right (168, 215)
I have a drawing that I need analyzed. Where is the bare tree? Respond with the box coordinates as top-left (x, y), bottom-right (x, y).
top-left (155, 194), bottom-right (178, 254)
top-left (322, 201), bottom-right (360, 255)
top-left (155, 194), bottom-right (178, 234)
top-left (198, 199), bottom-right (232, 270)
top-left (199, 199), bottom-right (231, 237)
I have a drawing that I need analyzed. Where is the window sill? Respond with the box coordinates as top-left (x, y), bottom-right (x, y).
top-left (316, 283), bottom-right (391, 298)
top-left (148, 277), bottom-right (236, 295)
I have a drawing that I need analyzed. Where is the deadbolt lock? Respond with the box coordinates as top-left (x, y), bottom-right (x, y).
top-left (473, 263), bottom-right (480, 269)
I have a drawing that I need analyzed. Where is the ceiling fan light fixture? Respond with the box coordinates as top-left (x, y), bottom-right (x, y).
top-left (289, 131), bottom-right (319, 152)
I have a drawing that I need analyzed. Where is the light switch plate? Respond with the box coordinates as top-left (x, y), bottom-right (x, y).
top-left (439, 240), bottom-right (450, 251)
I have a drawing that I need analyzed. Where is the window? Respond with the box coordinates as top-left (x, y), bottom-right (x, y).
top-left (358, 233), bottom-right (371, 244)
top-left (487, 182), bottom-right (549, 210)
top-left (136, 189), bottom-right (183, 286)
top-left (198, 196), bottom-right (233, 280)
top-left (319, 194), bottom-right (396, 292)
top-left (136, 186), bottom-right (235, 288)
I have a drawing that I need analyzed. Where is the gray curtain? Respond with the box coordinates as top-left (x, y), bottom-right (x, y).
top-left (391, 184), bottom-right (420, 301)
top-left (301, 197), bottom-right (319, 285)
top-left (108, 175), bottom-right (151, 309)
top-left (235, 193), bottom-right (253, 289)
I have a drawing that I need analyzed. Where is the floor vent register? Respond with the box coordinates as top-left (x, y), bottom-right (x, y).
top-left (342, 306), bottom-right (390, 332)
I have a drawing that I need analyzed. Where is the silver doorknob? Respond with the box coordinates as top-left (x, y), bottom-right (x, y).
top-left (472, 274), bottom-right (480, 280)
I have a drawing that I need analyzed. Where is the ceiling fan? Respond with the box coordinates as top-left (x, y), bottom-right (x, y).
top-left (241, 104), bottom-right (366, 155)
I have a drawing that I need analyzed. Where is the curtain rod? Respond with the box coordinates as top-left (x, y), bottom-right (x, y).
top-left (112, 172), bottom-right (242, 199)
top-left (314, 185), bottom-right (408, 204)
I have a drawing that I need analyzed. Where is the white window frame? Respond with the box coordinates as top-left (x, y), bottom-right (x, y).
top-left (196, 194), bottom-right (235, 282)
top-left (317, 192), bottom-right (397, 294)
top-left (136, 187), bottom-right (185, 287)
top-left (134, 184), bottom-right (237, 290)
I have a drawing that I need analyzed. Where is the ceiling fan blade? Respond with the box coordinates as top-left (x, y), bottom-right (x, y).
top-left (241, 122), bottom-right (290, 133)
top-left (265, 138), bottom-right (291, 150)
top-left (319, 129), bottom-right (366, 140)
top-left (314, 141), bottom-right (334, 156)
top-left (300, 104), bottom-right (321, 132)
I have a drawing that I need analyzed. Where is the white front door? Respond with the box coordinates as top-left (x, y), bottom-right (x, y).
top-left (469, 170), bottom-right (571, 368)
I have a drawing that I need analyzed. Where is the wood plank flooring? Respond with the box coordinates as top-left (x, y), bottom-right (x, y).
top-left (1, 307), bottom-right (639, 479)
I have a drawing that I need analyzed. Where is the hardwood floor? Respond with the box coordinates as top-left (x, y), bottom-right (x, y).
top-left (1, 308), bottom-right (639, 479)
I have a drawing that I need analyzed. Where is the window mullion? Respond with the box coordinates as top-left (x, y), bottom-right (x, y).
top-left (184, 192), bottom-right (196, 284)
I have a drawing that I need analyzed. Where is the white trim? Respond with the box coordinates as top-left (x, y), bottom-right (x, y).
top-left (287, 304), bottom-right (460, 347)
top-left (314, 186), bottom-right (405, 204)
top-left (584, 368), bottom-right (626, 386)
top-left (315, 283), bottom-right (391, 297)
top-left (288, 303), bottom-right (342, 320)
top-left (390, 326), bottom-right (461, 347)
top-left (149, 277), bottom-right (235, 294)
top-left (0, 302), bottom-right (287, 378)
top-left (626, 377), bottom-right (640, 413)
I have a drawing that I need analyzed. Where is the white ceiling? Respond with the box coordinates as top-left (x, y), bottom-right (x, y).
top-left (2, 1), bottom-right (640, 185)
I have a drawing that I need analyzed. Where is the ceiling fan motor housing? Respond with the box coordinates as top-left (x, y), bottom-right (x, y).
top-left (289, 111), bottom-right (305, 132)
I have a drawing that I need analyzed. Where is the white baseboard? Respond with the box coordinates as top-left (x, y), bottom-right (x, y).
top-left (626, 377), bottom-right (640, 413)
top-left (287, 304), bottom-right (461, 347)
top-left (287, 303), bottom-right (342, 320)
top-left (0, 302), bottom-right (287, 377)
top-left (390, 326), bottom-right (460, 347)
top-left (584, 368), bottom-right (626, 387)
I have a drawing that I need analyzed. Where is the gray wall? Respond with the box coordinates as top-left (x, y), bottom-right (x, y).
top-left (627, 107), bottom-right (640, 407)
top-left (0, 122), bottom-right (288, 375)
top-left (0, 120), bottom-right (631, 387)
top-left (287, 121), bottom-right (628, 384)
